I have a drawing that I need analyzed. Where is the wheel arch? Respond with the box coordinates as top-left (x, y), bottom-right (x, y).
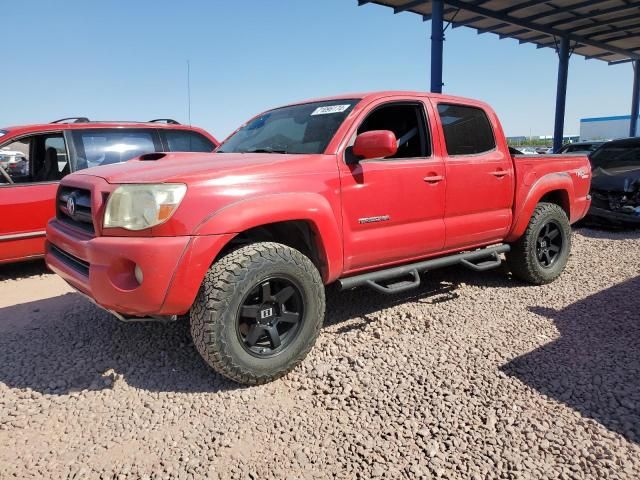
top-left (538, 189), bottom-right (570, 218)
top-left (506, 173), bottom-right (575, 243)
top-left (215, 220), bottom-right (331, 280)
top-left (195, 193), bottom-right (344, 283)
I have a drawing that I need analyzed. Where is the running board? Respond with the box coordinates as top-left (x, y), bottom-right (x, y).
top-left (338, 244), bottom-right (510, 295)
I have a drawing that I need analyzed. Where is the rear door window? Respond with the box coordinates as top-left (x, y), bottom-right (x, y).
top-left (163, 130), bottom-right (215, 152)
top-left (70, 129), bottom-right (161, 170)
top-left (437, 104), bottom-right (496, 156)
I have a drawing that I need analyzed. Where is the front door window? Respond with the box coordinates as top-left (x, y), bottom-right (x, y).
top-left (0, 133), bottom-right (67, 185)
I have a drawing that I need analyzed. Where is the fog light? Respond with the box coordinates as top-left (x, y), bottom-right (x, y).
top-left (134, 265), bottom-right (144, 285)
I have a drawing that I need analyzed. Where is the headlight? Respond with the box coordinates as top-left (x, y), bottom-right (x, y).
top-left (103, 184), bottom-right (187, 231)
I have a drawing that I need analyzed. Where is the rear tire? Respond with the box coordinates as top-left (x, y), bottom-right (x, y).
top-left (190, 242), bottom-right (325, 385)
top-left (507, 202), bottom-right (571, 285)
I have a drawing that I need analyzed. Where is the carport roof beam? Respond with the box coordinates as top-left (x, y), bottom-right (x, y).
top-left (358, 0), bottom-right (640, 62)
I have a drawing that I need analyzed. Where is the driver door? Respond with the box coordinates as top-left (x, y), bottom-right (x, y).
top-left (338, 99), bottom-right (446, 273)
top-left (0, 132), bottom-right (69, 263)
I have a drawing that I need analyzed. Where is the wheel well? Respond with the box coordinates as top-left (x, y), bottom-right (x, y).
top-left (216, 220), bottom-right (327, 278)
top-left (539, 190), bottom-right (570, 218)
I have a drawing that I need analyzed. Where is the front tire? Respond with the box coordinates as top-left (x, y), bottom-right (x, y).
top-left (190, 242), bottom-right (325, 385)
top-left (507, 202), bottom-right (572, 285)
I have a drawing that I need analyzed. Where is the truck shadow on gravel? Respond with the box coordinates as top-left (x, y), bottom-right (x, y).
top-left (501, 276), bottom-right (640, 444)
top-left (0, 267), bottom-right (481, 396)
top-left (324, 268), bottom-right (464, 332)
top-left (0, 293), bottom-right (243, 395)
top-left (324, 262), bottom-right (525, 333)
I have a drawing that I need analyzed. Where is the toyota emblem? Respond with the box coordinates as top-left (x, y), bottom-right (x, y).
top-left (66, 195), bottom-right (76, 216)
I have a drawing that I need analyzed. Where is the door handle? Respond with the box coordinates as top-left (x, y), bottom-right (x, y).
top-left (423, 175), bottom-right (444, 184)
top-left (490, 169), bottom-right (509, 178)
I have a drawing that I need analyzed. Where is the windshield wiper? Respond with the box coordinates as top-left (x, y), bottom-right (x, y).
top-left (246, 147), bottom-right (288, 154)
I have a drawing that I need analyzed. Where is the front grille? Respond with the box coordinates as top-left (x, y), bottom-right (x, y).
top-left (49, 244), bottom-right (90, 277)
top-left (57, 187), bottom-right (95, 234)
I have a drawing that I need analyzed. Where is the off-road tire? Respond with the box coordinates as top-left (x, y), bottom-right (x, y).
top-left (190, 242), bottom-right (325, 385)
top-left (507, 202), bottom-right (572, 285)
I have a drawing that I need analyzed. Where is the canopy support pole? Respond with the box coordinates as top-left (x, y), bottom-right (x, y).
top-left (553, 36), bottom-right (570, 152)
top-left (431, 0), bottom-right (444, 93)
top-left (630, 61), bottom-right (639, 137)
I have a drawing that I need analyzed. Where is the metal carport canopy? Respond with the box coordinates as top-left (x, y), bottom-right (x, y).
top-left (357, 0), bottom-right (640, 147)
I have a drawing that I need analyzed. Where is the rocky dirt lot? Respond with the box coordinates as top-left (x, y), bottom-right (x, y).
top-left (0, 227), bottom-right (638, 479)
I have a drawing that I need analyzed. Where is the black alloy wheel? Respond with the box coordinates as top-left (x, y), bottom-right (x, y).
top-left (236, 277), bottom-right (305, 357)
top-left (190, 242), bottom-right (325, 384)
top-left (506, 202), bottom-right (572, 285)
top-left (535, 220), bottom-right (564, 268)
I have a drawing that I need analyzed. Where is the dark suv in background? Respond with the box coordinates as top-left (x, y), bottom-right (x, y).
top-left (0, 118), bottom-right (218, 264)
top-left (587, 137), bottom-right (640, 226)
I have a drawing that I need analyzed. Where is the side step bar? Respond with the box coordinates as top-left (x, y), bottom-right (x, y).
top-left (338, 244), bottom-right (511, 295)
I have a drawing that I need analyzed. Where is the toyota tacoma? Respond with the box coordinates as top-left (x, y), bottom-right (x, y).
top-left (45, 92), bottom-right (592, 384)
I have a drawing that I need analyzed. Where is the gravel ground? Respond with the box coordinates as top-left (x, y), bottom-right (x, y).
top-left (0, 227), bottom-right (639, 479)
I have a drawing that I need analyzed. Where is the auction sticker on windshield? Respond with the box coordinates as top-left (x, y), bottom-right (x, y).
top-left (311, 105), bottom-right (351, 116)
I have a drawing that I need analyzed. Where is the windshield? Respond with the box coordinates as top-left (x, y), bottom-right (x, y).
top-left (218, 100), bottom-right (359, 154)
top-left (0, 130), bottom-right (7, 139)
top-left (591, 144), bottom-right (640, 170)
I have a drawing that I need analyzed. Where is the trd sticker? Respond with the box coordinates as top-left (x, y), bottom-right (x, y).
top-left (576, 168), bottom-right (590, 179)
top-left (358, 215), bottom-right (391, 224)
top-left (311, 105), bottom-right (351, 116)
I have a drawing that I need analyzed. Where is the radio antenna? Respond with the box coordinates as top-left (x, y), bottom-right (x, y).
top-left (187, 60), bottom-right (192, 126)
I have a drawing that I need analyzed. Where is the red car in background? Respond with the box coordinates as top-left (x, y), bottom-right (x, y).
top-left (0, 118), bottom-right (217, 264)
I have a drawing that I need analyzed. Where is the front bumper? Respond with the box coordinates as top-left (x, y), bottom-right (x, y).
top-left (46, 219), bottom-right (234, 316)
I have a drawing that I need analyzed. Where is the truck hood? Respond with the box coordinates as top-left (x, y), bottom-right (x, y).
top-left (591, 165), bottom-right (640, 192)
top-left (74, 152), bottom-right (323, 184)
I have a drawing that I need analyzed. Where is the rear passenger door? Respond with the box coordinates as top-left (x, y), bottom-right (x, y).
top-left (432, 101), bottom-right (514, 249)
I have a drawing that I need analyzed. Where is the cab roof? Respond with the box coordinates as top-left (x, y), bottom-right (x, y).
top-left (281, 90), bottom-right (490, 108)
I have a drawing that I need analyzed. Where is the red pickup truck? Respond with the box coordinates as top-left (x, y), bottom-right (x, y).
top-left (45, 92), bottom-right (591, 384)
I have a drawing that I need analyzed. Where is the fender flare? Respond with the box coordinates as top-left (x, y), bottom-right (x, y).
top-left (194, 192), bottom-right (344, 282)
top-left (506, 172), bottom-right (574, 242)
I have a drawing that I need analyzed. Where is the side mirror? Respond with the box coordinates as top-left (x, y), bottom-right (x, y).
top-left (352, 130), bottom-right (398, 160)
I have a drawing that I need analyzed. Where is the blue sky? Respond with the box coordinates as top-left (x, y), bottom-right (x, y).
top-left (1, 0), bottom-right (635, 138)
